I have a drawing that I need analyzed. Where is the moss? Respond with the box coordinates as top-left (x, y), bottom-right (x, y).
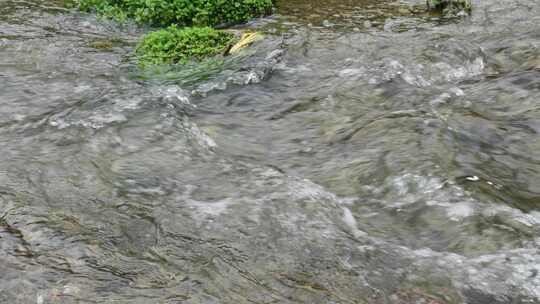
top-left (136, 26), bottom-right (234, 66)
top-left (88, 39), bottom-right (114, 49)
top-left (78, 0), bottom-right (272, 27)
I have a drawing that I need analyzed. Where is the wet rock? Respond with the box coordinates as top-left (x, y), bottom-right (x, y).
top-left (398, 7), bottom-right (411, 15)
top-left (88, 39), bottom-right (114, 50)
top-left (119, 218), bottom-right (158, 255)
top-left (523, 56), bottom-right (540, 71)
top-left (427, 0), bottom-right (472, 15)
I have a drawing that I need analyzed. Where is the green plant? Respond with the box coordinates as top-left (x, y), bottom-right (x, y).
top-left (136, 26), bottom-right (234, 66)
top-left (77, 0), bottom-right (273, 26)
top-left (78, 0), bottom-right (128, 21)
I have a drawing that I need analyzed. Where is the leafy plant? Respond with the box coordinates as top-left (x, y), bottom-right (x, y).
top-left (78, 0), bottom-right (272, 66)
top-left (77, 0), bottom-right (273, 27)
top-left (135, 26), bottom-right (234, 66)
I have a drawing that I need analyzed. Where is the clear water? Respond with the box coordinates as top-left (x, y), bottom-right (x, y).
top-left (1, 0), bottom-right (539, 303)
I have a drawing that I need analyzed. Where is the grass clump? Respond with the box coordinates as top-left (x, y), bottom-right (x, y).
top-left (78, 0), bottom-right (128, 21)
top-left (78, 0), bottom-right (272, 27)
top-left (136, 26), bottom-right (234, 66)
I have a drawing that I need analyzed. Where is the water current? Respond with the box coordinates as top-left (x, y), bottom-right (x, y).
top-left (1, 0), bottom-right (540, 303)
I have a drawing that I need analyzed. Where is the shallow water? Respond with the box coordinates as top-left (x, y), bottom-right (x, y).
top-left (1, 0), bottom-right (540, 303)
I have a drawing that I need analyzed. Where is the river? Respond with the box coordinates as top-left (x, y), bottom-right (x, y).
top-left (1, 0), bottom-right (539, 303)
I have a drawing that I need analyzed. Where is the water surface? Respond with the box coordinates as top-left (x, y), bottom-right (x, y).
top-left (1, 0), bottom-right (540, 303)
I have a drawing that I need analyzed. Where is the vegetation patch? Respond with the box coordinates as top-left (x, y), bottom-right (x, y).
top-left (136, 26), bottom-right (234, 66)
top-left (78, 0), bottom-right (272, 66)
top-left (78, 0), bottom-right (272, 26)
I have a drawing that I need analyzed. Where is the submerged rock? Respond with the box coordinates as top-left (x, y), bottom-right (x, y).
top-left (88, 39), bottom-right (115, 50)
top-left (427, 0), bottom-right (472, 15)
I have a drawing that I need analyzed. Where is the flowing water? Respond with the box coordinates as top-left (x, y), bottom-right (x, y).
top-left (1, 0), bottom-right (540, 303)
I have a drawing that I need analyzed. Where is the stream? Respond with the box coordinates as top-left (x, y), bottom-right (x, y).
top-left (1, 0), bottom-right (540, 303)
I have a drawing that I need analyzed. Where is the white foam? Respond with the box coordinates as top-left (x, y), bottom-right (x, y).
top-left (342, 207), bottom-right (368, 238)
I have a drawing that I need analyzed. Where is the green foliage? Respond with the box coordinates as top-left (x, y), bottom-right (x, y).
top-left (78, 0), bottom-right (272, 66)
top-left (77, 0), bottom-right (273, 26)
top-left (78, 0), bottom-right (128, 21)
top-left (136, 26), bottom-right (234, 66)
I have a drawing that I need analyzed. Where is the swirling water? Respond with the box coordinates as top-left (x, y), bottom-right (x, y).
top-left (1, 0), bottom-right (540, 303)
